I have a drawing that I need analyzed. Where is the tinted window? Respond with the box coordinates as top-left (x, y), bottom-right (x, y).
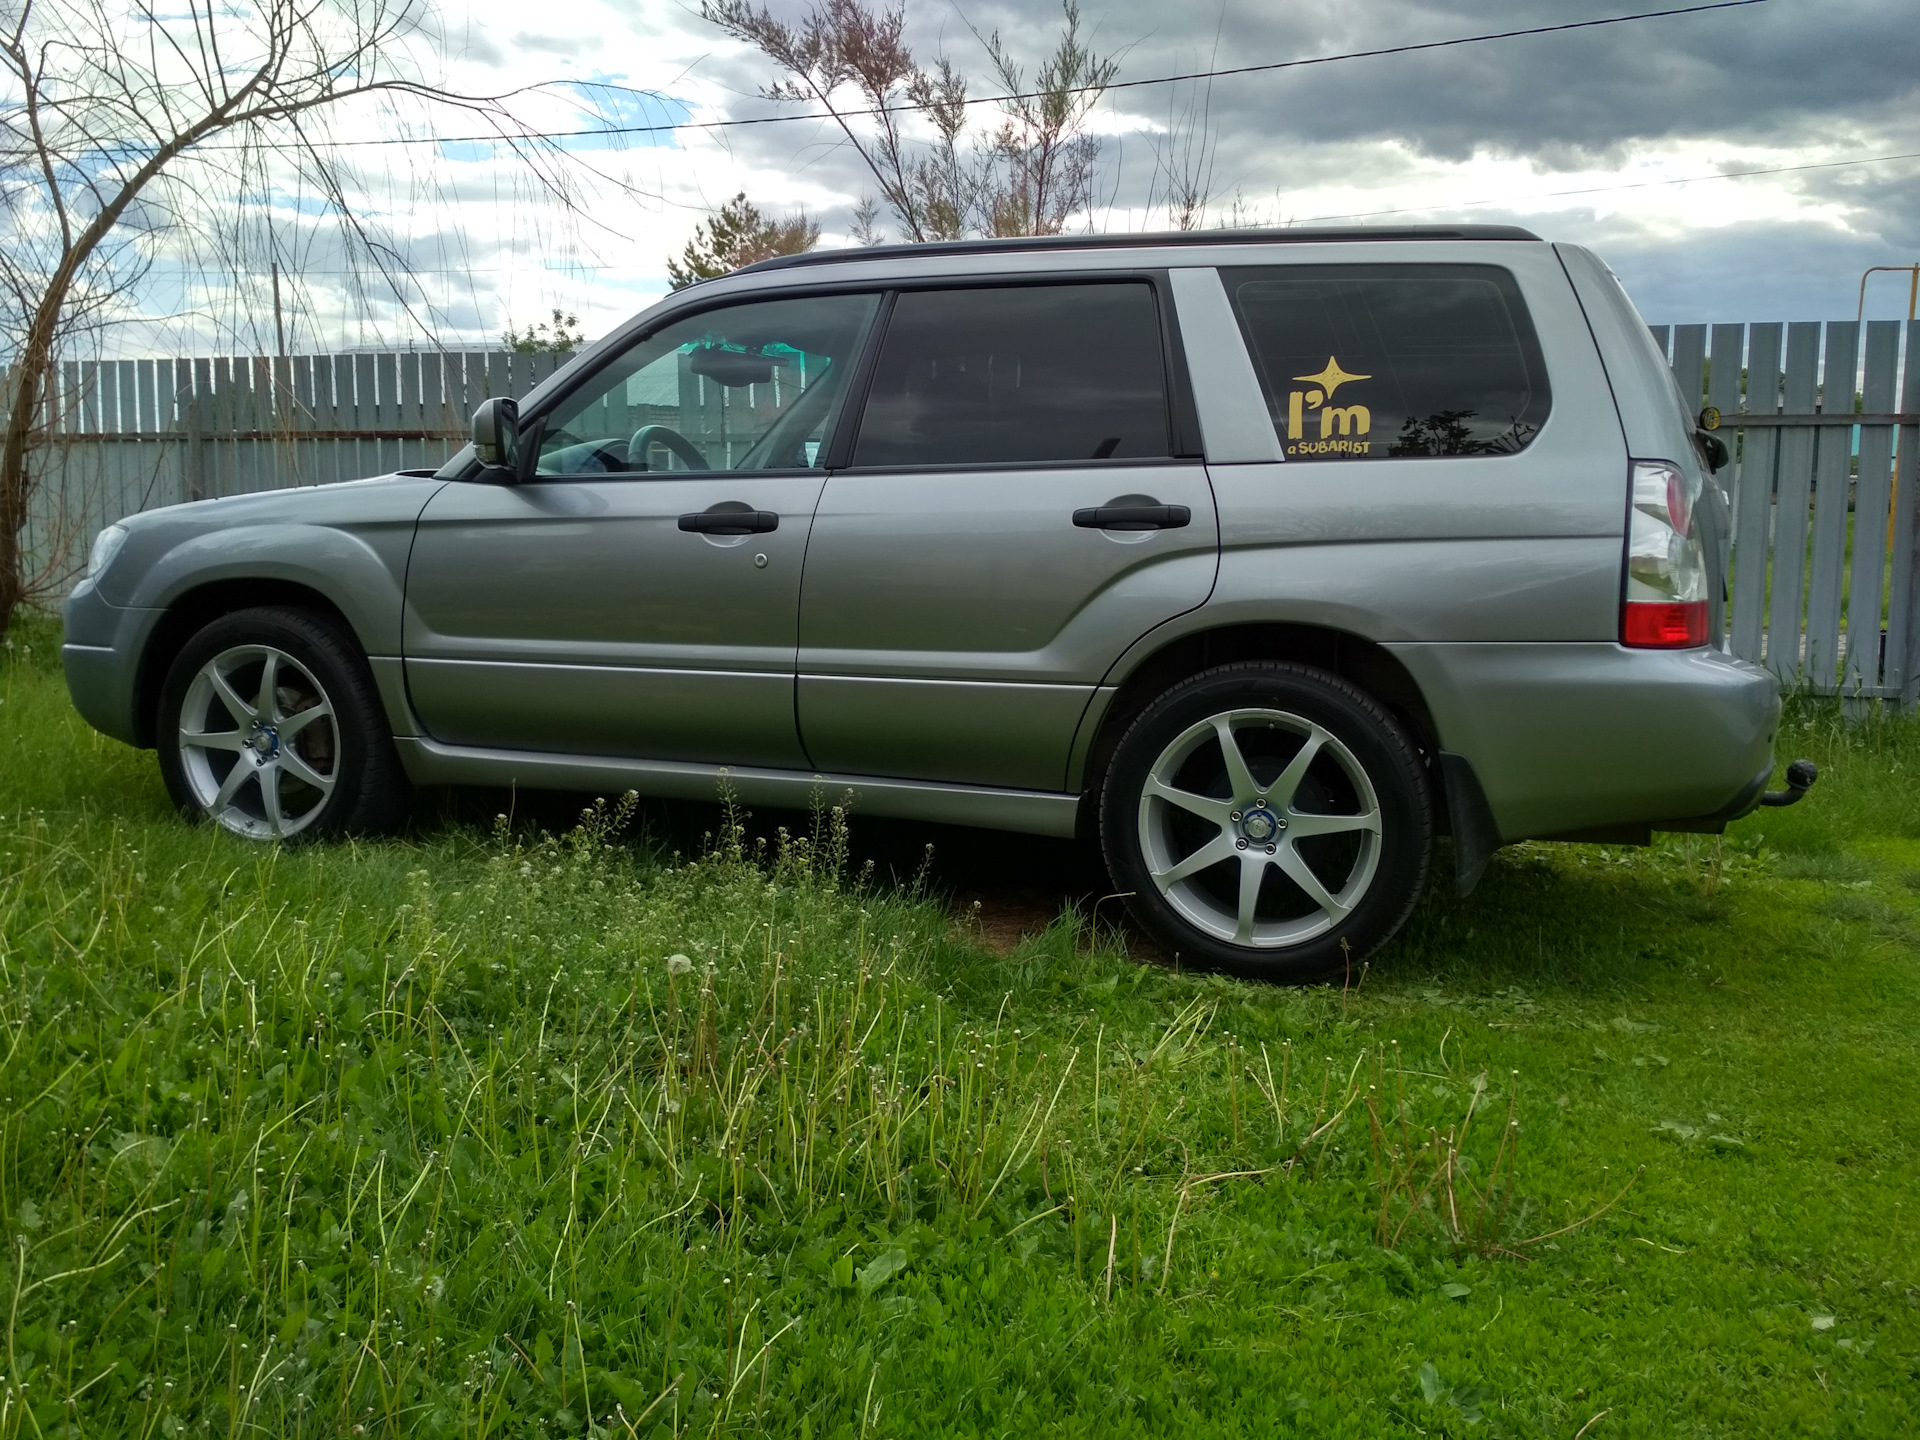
top-left (1224, 265), bottom-right (1550, 462)
top-left (534, 292), bottom-right (879, 477)
top-left (854, 284), bottom-right (1171, 467)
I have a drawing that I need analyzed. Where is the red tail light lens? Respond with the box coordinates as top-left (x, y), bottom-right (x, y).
top-left (1623, 599), bottom-right (1709, 648)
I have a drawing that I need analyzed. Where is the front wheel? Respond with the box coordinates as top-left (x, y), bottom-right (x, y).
top-left (1100, 663), bottom-right (1432, 983)
top-left (157, 607), bottom-right (410, 841)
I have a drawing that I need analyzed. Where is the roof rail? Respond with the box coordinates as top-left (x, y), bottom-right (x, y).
top-left (733, 224), bottom-right (1543, 276)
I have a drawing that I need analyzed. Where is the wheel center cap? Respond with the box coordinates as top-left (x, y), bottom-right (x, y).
top-left (247, 724), bottom-right (280, 760)
top-left (1240, 807), bottom-right (1283, 843)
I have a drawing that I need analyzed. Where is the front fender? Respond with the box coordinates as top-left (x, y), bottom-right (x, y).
top-left (125, 524), bottom-right (410, 655)
top-left (101, 477), bottom-right (447, 656)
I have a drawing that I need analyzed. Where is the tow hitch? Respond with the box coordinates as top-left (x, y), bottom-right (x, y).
top-left (1759, 759), bottom-right (1819, 808)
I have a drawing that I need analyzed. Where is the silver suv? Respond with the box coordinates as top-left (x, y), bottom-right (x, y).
top-left (63, 226), bottom-right (1788, 982)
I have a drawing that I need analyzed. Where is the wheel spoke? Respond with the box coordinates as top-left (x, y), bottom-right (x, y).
top-left (1285, 807), bottom-right (1381, 839)
top-left (259, 764), bottom-right (287, 835)
top-left (1276, 843), bottom-right (1350, 921)
top-left (1267, 728), bottom-right (1326, 809)
top-left (277, 702), bottom-right (333, 741)
top-left (1233, 851), bottom-right (1269, 944)
top-left (212, 757), bottom-right (254, 812)
top-left (181, 728), bottom-right (247, 753)
top-left (1150, 832), bottom-right (1237, 892)
top-left (279, 748), bottom-right (334, 794)
top-left (256, 650), bottom-right (281, 721)
top-left (1144, 776), bottom-right (1233, 825)
top-left (1211, 717), bottom-right (1260, 805)
top-left (209, 668), bottom-right (257, 724)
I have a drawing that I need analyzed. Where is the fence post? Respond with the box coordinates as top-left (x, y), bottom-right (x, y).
top-left (1895, 323), bottom-right (1920, 710)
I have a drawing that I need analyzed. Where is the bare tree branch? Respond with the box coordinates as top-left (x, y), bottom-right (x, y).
top-left (0, 0), bottom-right (626, 627)
top-left (701, 0), bottom-right (1117, 246)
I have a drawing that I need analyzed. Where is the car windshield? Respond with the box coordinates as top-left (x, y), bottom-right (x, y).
top-left (534, 292), bottom-right (880, 477)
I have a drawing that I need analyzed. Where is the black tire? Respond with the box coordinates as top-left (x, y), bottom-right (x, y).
top-left (1100, 662), bottom-right (1431, 983)
top-left (156, 606), bottom-right (410, 842)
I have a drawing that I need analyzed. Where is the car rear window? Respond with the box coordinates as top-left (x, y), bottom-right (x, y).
top-left (1222, 264), bottom-right (1551, 462)
top-left (852, 283), bottom-right (1172, 467)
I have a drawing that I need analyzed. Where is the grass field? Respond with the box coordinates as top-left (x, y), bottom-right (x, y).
top-left (1, 616), bottom-right (1917, 1438)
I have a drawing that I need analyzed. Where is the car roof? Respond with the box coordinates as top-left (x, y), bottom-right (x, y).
top-left (735, 225), bottom-right (1542, 277)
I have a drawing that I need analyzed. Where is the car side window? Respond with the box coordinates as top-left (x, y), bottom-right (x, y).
top-left (852, 283), bottom-right (1172, 468)
top-left (533, 292), bottom-right (880, 477)
top-left (1223, 264), bottom-right (1551, 462)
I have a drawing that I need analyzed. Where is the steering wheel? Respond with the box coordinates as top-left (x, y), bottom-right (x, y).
top-left (627, 424), bottom-right (710, 472)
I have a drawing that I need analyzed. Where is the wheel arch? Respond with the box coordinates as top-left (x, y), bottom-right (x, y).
top-left (1075, 621), bottom-right (1442, 823)
top-left (133, 579), bottom-right (358, 748)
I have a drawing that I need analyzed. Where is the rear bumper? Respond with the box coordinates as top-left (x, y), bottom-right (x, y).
top-left (1675, 759), bottom-right (1773, 827)
top-left (1386, 642), bottom-right (1779, 842)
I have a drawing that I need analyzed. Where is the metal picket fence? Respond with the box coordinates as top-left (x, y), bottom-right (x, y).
top-left (18, 323), bottom-right (1920, 708)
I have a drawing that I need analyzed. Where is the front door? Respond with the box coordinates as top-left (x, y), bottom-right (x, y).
top-left (405, 291), bottom-right (880, 766)
top-left (797, 281), bottom-right (1219, 792)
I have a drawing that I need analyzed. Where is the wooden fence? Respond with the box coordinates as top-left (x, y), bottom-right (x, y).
top-left (1651, 320), bottom-right (1920, 705)
top-left (18, 349), bottom-right (570, 590)
top-left (19, 324), bottom-right (1920, 707)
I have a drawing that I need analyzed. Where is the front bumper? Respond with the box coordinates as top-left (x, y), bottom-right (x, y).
top-left (61, 579), bottom-right (162, 747)
top-left (1387, 642), bottom-right (1780, 842)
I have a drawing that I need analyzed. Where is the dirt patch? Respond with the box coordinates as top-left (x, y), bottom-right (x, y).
top-left (950, 888), bottom-right (1071, 955)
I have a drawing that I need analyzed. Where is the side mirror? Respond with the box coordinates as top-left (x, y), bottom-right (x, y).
top-left (1698, 431), bottom-right (1729, 474)
top-left (472, 396), bottom-right (520, 473)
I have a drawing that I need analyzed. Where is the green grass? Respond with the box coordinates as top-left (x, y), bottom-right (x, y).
top-left (2, 616), bottom-right (1918, 1438)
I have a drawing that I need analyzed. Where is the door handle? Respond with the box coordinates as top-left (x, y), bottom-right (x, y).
top-left (1072, 503), bottom-right (1191, 531)
top-left (679, 507), bottom-right (779, 535)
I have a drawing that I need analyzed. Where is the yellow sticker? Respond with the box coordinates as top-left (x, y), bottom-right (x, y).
top-left (1291, 358), bottom-right (1370, 399)
top-left (1286, 357), bottom-right (1373, 449)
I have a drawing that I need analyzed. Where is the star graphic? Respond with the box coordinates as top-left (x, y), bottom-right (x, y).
top-left (1292, 357), bottom-right (1371, 399)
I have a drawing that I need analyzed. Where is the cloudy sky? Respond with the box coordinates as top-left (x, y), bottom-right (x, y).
top-left (96, 0), bottom-right (1920, 353)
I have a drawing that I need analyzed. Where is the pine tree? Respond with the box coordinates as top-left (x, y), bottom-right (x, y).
top-left (666, 194), bottom-right (820, 289)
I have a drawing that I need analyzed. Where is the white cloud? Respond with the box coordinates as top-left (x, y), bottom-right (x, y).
top-left (57, 0), bottom-right (1920, 358)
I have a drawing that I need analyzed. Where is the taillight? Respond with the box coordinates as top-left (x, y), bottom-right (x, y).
top-left (1623, 459), bottom-right (1708, 648)
top-left (1622, 600), bottom-right (1708, 647)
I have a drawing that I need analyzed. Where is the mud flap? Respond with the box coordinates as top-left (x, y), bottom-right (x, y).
top-left (1436, 751), bottom-right (1503, 897)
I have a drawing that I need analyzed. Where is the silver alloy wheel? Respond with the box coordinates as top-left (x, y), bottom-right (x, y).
top-left (1136, 707), bottom-right (1383, 948)
top-left (176, 644), bottom-right (339, 839)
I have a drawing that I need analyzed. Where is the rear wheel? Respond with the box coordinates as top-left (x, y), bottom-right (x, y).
top-left (1100, 663), bottom-right (1431, 983)
top-left (157, 607), bottom-right (409, 841)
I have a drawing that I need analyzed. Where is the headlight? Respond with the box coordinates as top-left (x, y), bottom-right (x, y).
top-left (87, 524), bottom-right (129, 579)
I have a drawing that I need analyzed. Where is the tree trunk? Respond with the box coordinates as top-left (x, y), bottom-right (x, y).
top-left (0, 284), bottom-right (66, 638)
top-left (0, 115), bottom-right (207, 636)
top-left (0, 519), bottom-right (21, 638)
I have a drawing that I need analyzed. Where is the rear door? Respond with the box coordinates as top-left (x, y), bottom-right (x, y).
top-left (796, 280), bottom-right (1218, 792)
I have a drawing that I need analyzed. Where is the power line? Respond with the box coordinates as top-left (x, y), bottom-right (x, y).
top-left (1296, 148), bottom-right (1920, 223)
top-left (213, 0), bottom-right (1774, 152)
top-left (204, 148), bottom-right (1919, 300)
top-left (1096, 0), bottom-right (1773, 97)
top-left (207, 147), bottom-right (1920, 279)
